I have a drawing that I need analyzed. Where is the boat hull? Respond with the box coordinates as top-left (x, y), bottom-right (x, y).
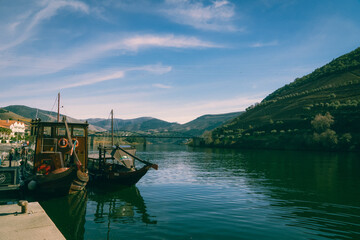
top-left (89, 165), bottom-right (151, 186)
top-left (24, 166), bottom-right (89, 196)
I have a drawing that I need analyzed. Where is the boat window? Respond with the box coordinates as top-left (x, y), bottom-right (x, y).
top-left (43, 127), bottom-right (52, 137)
top-left (72, 127), bottom-right (85, 136)
top-left (42, 138), bottom-right (57, 152)
top-left (57, 127), bottom-right (66, 136)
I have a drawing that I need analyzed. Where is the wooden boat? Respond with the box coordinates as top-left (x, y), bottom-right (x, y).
top-left (88, 110), bottom-right (157, 186)
top-left (88, 145), bottom-right (157, 186)
top-left (22, 117), bottom-right (89, 196)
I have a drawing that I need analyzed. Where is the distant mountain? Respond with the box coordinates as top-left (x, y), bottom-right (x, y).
top-left (0, 108), bottom-right (29, 122)
top-left (1, 105), bottom-right (242, 136)
top-left (170, 112), bottom-right (243, 136)
top-left (2, 105), bottom-right (105, 132)
top-left (4, 105), bottom-right (59, 122)
top-left (204, 47), bottom-right (360, 151)
top-left (87, 117), bottom-right (179, 132)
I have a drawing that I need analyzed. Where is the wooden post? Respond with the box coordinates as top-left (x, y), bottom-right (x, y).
top-left (18, 200), bottom-right (28, 214)
top-left (143, 137), bottom-right (146, 148)
top-left (57, 92), bottom-right (60, 122)
top-left (90, 135), bottom-right (94, 150)
top-left (111, 110), bottom-right (114, 146)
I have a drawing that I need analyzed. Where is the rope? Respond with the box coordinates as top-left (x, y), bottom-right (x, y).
top-left (49, 95), bottom-right (58, 121)
top-left (113, 112), bottom-right (120, 145)
top-left (101, 111), bottom-right (112, 147)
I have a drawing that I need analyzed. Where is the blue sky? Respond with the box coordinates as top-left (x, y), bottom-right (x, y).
top-left (1, 0), bottom-right (360, 123)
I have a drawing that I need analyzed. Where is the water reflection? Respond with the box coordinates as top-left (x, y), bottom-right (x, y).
top-left (40, 190), bottom-right (87, 240)
top-left (139, 145), bottom-right (360, 239)
top-left (23, 145), bottom-right (360, 240)
top-left (88, 185), bottom-right (157, 225)
top-left (235, 150), bottom-right (360, 240)
top-left (238, 150), bottom-right (360, 205)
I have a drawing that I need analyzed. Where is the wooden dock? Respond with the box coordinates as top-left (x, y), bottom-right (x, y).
top-left (0, 202), bottom-right (65, 240)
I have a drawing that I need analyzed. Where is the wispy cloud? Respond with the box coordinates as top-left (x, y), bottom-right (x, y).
top-left (127, 64), bottom-right (173, 75)
top-left (0, 34), bottom-right (218, 77)
top-left (0, 63), bottom-right (173, 100)
top-left (153, 83), bottom-right (172, 89)
top-left (122, 34), bottom-right (222, 50)
top-left (61, 64), bottom-right (172, 89)
top-left (63, 71), bottom-right (126, 89)
top-left (160, 0), bottom-right (238, 31)
top-left (250, 40), bottom-right (279, 48)
top-left (0, 0), bottom-right (89, 51)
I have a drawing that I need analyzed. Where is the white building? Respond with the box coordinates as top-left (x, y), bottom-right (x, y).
top-left (0, 120), bottom-right (26, 138)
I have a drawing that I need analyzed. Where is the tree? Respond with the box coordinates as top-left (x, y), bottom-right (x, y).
top-left (311, 112), bottom-right (338, 148)
top-left (311, 112), bottom-right (334, 133)
top-left (202, 131), bottom-right (213, 145)
top-left (313, 129), bottom-right (338, 147)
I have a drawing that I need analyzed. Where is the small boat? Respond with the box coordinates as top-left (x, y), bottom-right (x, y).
top-left (88, 110), bottom-right (157, 186)
top-left (22, 114), bottom-right (89, 196)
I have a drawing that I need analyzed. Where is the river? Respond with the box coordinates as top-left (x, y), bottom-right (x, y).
top-left (31, 145), bottom-right (360, 239)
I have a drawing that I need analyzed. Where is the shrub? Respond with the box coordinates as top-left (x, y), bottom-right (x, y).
top-left (311, 112), bottom-right (334, 132)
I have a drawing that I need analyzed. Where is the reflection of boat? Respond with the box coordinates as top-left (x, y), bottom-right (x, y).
top-left (88, 110), bottom-right (157, 186)
top-left (88, 185), bottom-right (157, 225)
top-left (40, 190), bottom-right (88, 240)
top-left (22, 117), bottom-right (89, 196)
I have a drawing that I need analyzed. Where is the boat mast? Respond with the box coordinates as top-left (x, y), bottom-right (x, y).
top-left (111, 109), bottom-right (114, 146)
top-left (57, 92), bottom-right (60, 122)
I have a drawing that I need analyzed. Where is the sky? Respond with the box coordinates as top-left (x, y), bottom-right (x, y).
top-left (0, 0), bottom-right (360, 124)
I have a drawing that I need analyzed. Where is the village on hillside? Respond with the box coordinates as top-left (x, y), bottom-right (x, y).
top-left (0, 119), bottom-right (26, 144)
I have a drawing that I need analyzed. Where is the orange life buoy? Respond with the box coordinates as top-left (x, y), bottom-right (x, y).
top-left (72, 138), bottom-right (79, 147)
top-left (58, 138), bottom-right (68, 148)
top-left (37, 164), bottom-right (51, 175)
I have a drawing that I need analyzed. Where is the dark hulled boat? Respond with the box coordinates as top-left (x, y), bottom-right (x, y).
top-left (88, 145), bottom-right (156, 186)
top-left (88, 110), bottom-right (157, 186)
top-left (22, 118), bottom-right (89, 196)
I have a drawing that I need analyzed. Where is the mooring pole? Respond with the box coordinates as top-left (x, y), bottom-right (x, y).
top-left (57, 92), bottom-right (60, 122)
top-left (111, 109), bottom-right (114, 146)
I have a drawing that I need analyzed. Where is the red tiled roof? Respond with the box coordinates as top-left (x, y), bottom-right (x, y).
top-left (0, 120), bottom-right (25, 129)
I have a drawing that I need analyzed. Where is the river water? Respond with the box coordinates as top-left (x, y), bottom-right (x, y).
top-left (38, 145), bottom-right (360, 239)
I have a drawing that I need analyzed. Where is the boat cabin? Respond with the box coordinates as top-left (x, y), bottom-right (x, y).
top-left (30, 119), bottom-right (88, 174)
top-left (89, 145), bottom-right (136, 173)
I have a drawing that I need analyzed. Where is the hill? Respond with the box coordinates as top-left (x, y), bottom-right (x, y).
top-left (87, 112), bottom-right (242, 136)
top-left (1, 105), bottom-right (242, 137)
top-left (2, 105), bottom-right (105, 132)
top-left (202, 47), bottom-right (360, 151)
top-left (0, 108), bottom-right (30, 123)
top-left (88, 117), bottom-right (179, 132)
top-left (170, 112), bottom-right (242, 136)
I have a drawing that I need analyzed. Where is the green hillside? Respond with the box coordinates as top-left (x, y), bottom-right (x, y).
top-left (4, 105), bottom-right (59, 122)
top-left (88, 117), bottom-right (179, 132)
top-left (0, 108), bottom-right (30, 123)
top-left (2, 105), bottom-right (239, 137)
top-left (3, 105), bottom-right (105, 132)
top-left (88, 112), bottom-right (242, 136)
top-left (170, 112), bottom-right (242, 136)
top-left (203, 47), bottom-right (360, 151)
